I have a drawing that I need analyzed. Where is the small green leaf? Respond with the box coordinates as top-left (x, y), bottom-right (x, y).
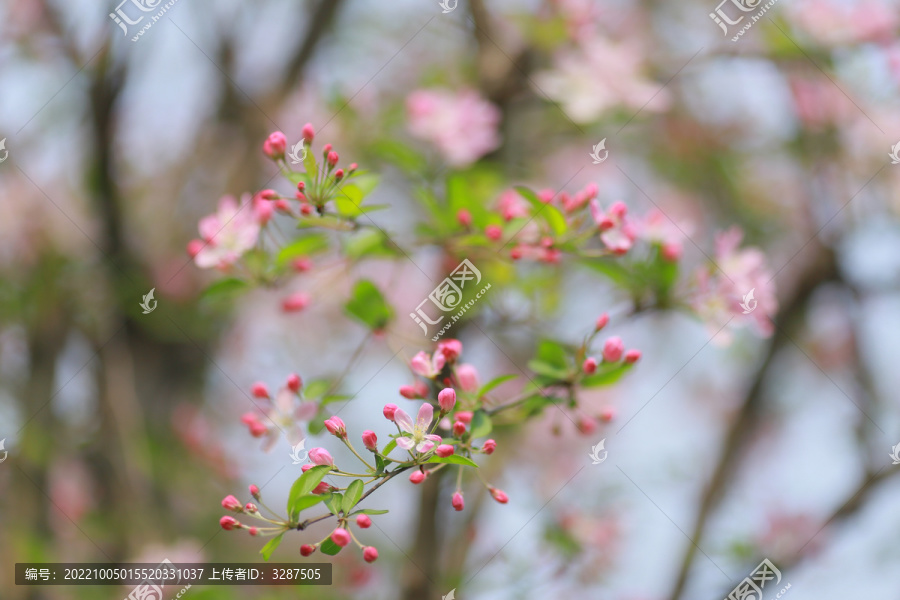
top-left (477, 374), bottom-right (517, 397)
top-left (287, 465), bottom-right (332, 511)
top-left (319, 538), bottom-right (343, 556)
top-left (342, 479), bottom-right (364, 513)
top-left (351, 508), bottom-right (389, 516)
top-left (469, 410), bottom-right (492, 439)
top-left (515, 186), bottom-right (567, 235)
top-left (427, 454), bottom-right (479, 468)
top-left (303, 379), bottom-right (332, 400)
top-left (382, 438), bottom-right (398, 456)
top-left (581, 363), bottom-right (634, 387)
top-left (326, 493), bottom-right (343, 515)
top-left (201, 277), bottom-right (249, 300)
top-left (537, 340), bottom-right (570, 369)
top-left (527, 359), bottom-right (570, 380)
top-left (303, 145), bottom-right (319, 178)
top-left (344, 279), bottom-right (393, 330)
top-left (321, 394), bottom-right (352, 405)
top-left (276, 234), bottom-right (330, 265)
top-left (260, 533), bottom-right (283, 561)
top-left (288, 493), bottom-right (327, 522)
top-left (375, 454), bottom-right (386, 475)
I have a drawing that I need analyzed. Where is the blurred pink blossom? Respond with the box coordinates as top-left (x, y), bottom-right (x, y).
top-left (788, 0), bottom-right (899, 45)
top-left (406, 88), bottom-right (502, 167)
top-left (192, 195), bottom-right (261, 269)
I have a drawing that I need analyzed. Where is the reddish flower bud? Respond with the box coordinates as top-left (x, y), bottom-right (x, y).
top-left (599, 406), bottom-right (616, 422)
top-left (482, 439), bottom-right (496, 455)
top-left (187, 239), bottom-right (204, 257)
top-left (300, 204), bottom-right (313, 215)
top-left (489, 487), bottom-right (509, 504)
top-left (399, 385), bottom-right (423, 399)
top-left (323, 144), bottom-right (333, 153)
top-left (263, 131), bottom-right (287, 160)
top-left (324, 416), bottom-right (347, 438)
top-left (249, 484), bottom-right (260, 498)
top-left (287, 373), bottom-right (302, 392)
top-left (583, 357), bottom-right (598, 375)
top-left (510, 246), bottom-right (523, 260)
top-left (292, 257), bottom-right (313, 272)
top-left (244, 503), bottom-right (258, 513)
top-left (538, 189), bottom-right (555, 203)
top-left (409, 470), bottom-right (425, 484)
top-left (302, 123), bottom-right (315, 144)
top-left (334, 168), bottom-right (344, 181)
top-left (453, 421), bottom-right (467, 436)
top-left (297, 181), bottom-right (306, 191)
top-left (249, 421), bottom-right (267, 437)
top-left (348, 163), bottom-right (358, 172)
top-left (602, 336), bottom-right (625, 362)
top-left (258, 189), bottom-right (278, 200)
top-left (250, 382), bottom-right (269, 399)
top-left (455, 411), bottom-right (473, 424)
top-left (577, 416), bottom-right (597, 435)
top-left (435, 444), bottom-right (455, 458)
top-left (331, 528), bottom-right (351, 547)
top-left (383, 404), bottom-right (399, 421)
top-left (438, 339), bottom-right (462, 362)
top-left (361, 430), bottom-right (378, 451)
top-left (300, 544), bottom-right (316, 556)
top-left (309, 447), bottom-right (334, 466)
top-left (222, 495), bottom-right (243, 512)
top-left (327, 151), bottom-right (339, 167)
top-left (363, 546), bottom-right (379, 563)
top-left (438, 388), bottom-right (457, 412)
top-left (485, 225), bottom-right (502, 240)
top-left (662, 241), bottom-right (682, 262)
top-left (248, 527), bottom-right (259, 536)
top-left (220, 516), bottom-right (240, 530)
top-left (356, 514), bottom-right (372, 529)
top-left (275, 199), bottom-right (290, 212)
top-left (624, 349), bottom-right (642, 364)
top-left (595, 313), bottom-right (610, 331)
top-left (457, 209), bottom-right (472, 227)
top-left (452, 491), bottom-right (464, 511)
top-left (282, 292), bottom-right (311, 313)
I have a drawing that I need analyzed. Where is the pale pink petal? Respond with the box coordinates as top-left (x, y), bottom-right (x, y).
top-left (393, 408), bottom-right (415, 434)
top-left (274, 387), bottom-right (294, 415)
top-left (416, 403), bottom-right (434, 430)
top-left (416, 440), bottom-right (435, 453)
top-left (396, 437), bottom-right (415, 450)
top-left (425, 434), bottom-right (442, 444)
top-left (294, 402), bottom-right (318, 422)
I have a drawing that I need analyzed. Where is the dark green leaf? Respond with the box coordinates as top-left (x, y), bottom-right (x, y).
top-left (344, 279), bottom-right (393, 330)
top-left (382, 438), bottom-right (398, 456)
top-left (319, 538), bottom-right (343, 556)
top-left (581, 363), bottom-right (634, 387)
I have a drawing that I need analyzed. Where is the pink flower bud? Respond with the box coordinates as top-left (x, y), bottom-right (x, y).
top-left (244, 503), bottom-right (258, 513)
top-left (300, 204), bottom-right (313, 215)
top-left (312, 482), bottom-right (330, 495)
top-left (510, 246), bottom-right (523, 260)
top-left (435, 444), bottom-right (455, 457)
top-left (287, 373), bottom-right (302, 392)
top-left (220, 516), bottom-right (240, 530)
top-left (583, 357), bottom-right (598, 375)
top-left (300, 544), bottom-right (316, 556)
top-left (486, 225), bottom-right (503, 240)
top-left (577, 416), bottom-right (597, 435)
top-left (661, 241), bottom-right (682, 262)
top-left (457, 209), bottom-right (472, 227)
top-left (282, 292), bottom-right (311, 313)
top-left (275, 199), bottom-right (290, 212)
top-left (327, 151), bottom-right (339, 167)
top-left (258, 189), bottom-right (278, 201)
top-left (456, 411), bottom-right (473, 424)
top-left (249, 422), bottom-right (267, 437)
top-left (334, 168), bottom-right (344, 181)
top-left (361, 430), bottom-right (378, 451)
top-left (363, 546), bottom-right (379, 563)
top-left (599, 406), bottom-right (615, 422)
top-left (595, 313), bottom-right (609, 331)
top-left (297, 181), bottom-right (306, 191)
top-left (248, 526), bottom-right (259, 536)
top-left (292, 257), bottom-right (313, 272)
top-left (456, 364), bottom-right (480, 393)
top-left (482, 439), bottom-right (496, 455)
top-left (609, 201), bottom-right (627, 219)
top-left (438, 388), bottom-right (457, 412)
top-left (489, 487), bottom-right (509, 504)
top-left (452, 491), bottom-right (465, 511)
top-left (249, 484), bottom-right (260, 498)
top-left (383, 404), bottom-right (399, 421)
top-left (602, 337), bottom-right (625, 362)
top-left (309, 447), bottom-right (334, 466)
top-left (356, 514), bottom-right (372, 528)
top-left (263, 131), bottom-right (287, 159)
top-left (453, 421), bottom-right (467, 436)
top-left (399, 384), bottom-right (423, 399)
top-left (251, 382), bottom-right (269, 398)
top-left (624, 349), bottom-right (642, 364)
top-left (348, 163), bottom-right (358, 172)
top-left (538, 189), bottom-right (555, 203)
top-left (302, 123), bottom-right (315, 144)
top-left (222, 495), bottom-right (243, 512)
top-left (324, 416), bottom-right (347, 438)
top-left (409, 470), bottom-right (426, 484)
top-left (187, 239), bottom-right (204, 257)
top-left (331, 528), bottom-right (351, 547)
top-left (438, 339), bottom-right (462, 361)
top-left (323, 144), bottom-right (333, 153)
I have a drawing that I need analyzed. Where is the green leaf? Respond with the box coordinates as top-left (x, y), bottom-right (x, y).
top-left (259, 533), bottom-right (283, 561)
top-left (477, 374), bottom-right (517, 397)
top-left (375, 454), bottom-right (386, 475)
top-left (373, 139), bottom-right (428, 173)
top-left (326, 493), bottom-right (343, 515)
top-left (303, 379), bottom-right (331, 400)
top-left (344, 229), bottom-right (396, 260)
top-left (344, 279), bottom-right (393, 330)
top-left (381, 438), bottom-right (398, 456)
top-left (536, 340), bottom-right (570, 369)
top-left (515, 186), bottom-right (566, 235)
top-left (321, 394), bottom-right (352, 405)
top-left (351, 508), bottom-right (389, 516)
top-left (201, 277), bottom-right (249, 300)
top-left (288, 493), bottom-right (327, 522)
top-left (342, 480), bottom-right (364, 514)
top-left (427, 454), bottom-right (479, 468)
top-left (276, 234), bottom-right (330, 265)
top-left (319, 538), bottom-right (343, 556)
top-left (297, 214), bottom-right (355, 231)
top-left (287, 465), bottom-right (332, 512)
top-left (527, 359), bottom-right (570, 380)
top-left (581, 363), bottom-right (634, 387)
top-left (303, 144), bottom-right (319, 178)
top-left (469, 410), bottom-right (492, 439)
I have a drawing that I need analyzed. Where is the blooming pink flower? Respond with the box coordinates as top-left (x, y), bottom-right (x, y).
top-left (482, 439), bottom-right (496, 454)
top-left (356, 514), bottom-right (372, 529)
top-left (590, 200), bottom-right (636, 255)
top-left (497, 189), bottom-right (530, 221)
top-left (394, 403), bottom-right (442, 453)
top-left (363, 546), bottom-right (379, 563)
top-left (406, 88), bottom-right (501, 167)
top-left (410, 350), bottom-right (446, 378)
top-left (435, 444), bottom-right (455, 458)
top-left (331, 528), bottom-right (351, 547)
top-left (455, 363), bottom-right (480, 393)
top-left (452, 491), bottom-right (465, 511)
top-left (247, 383), bottom-right (317, 452)
top-left (438, 388), bottom-right (457, 412)
top-left (193, 195), bottom-right (261, 269)
top-left (602, 337), bottom-right (625, 362)
top-left (361, 430), bottom-right (378, 451)
top-left (638, 209), bottom-right (685, 260)
top-left (309, 447), bottom-right (334, 467)
top-left (323, 416), bottom-right (347, 438)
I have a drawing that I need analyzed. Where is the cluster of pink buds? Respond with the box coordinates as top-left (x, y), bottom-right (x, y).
top-left (240, 374), bottom-right (316, 451)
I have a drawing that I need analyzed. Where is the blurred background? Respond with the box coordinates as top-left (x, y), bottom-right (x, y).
top-left (2, 0), bottom-right (900, 598)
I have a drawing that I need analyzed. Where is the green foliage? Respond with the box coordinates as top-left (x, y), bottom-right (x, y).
top-left (287, 465), bottom-right (332, 516)
top-left (426, 454), bottom-right (479, 467)
top-left (469, 410), bottom-right (493, 439)
top-left (259, 533), bottom-right (283, 561)
top-left (342, 479), bottom-right (364, 514)
top-left (344, 279), bottom-right (393, 330)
